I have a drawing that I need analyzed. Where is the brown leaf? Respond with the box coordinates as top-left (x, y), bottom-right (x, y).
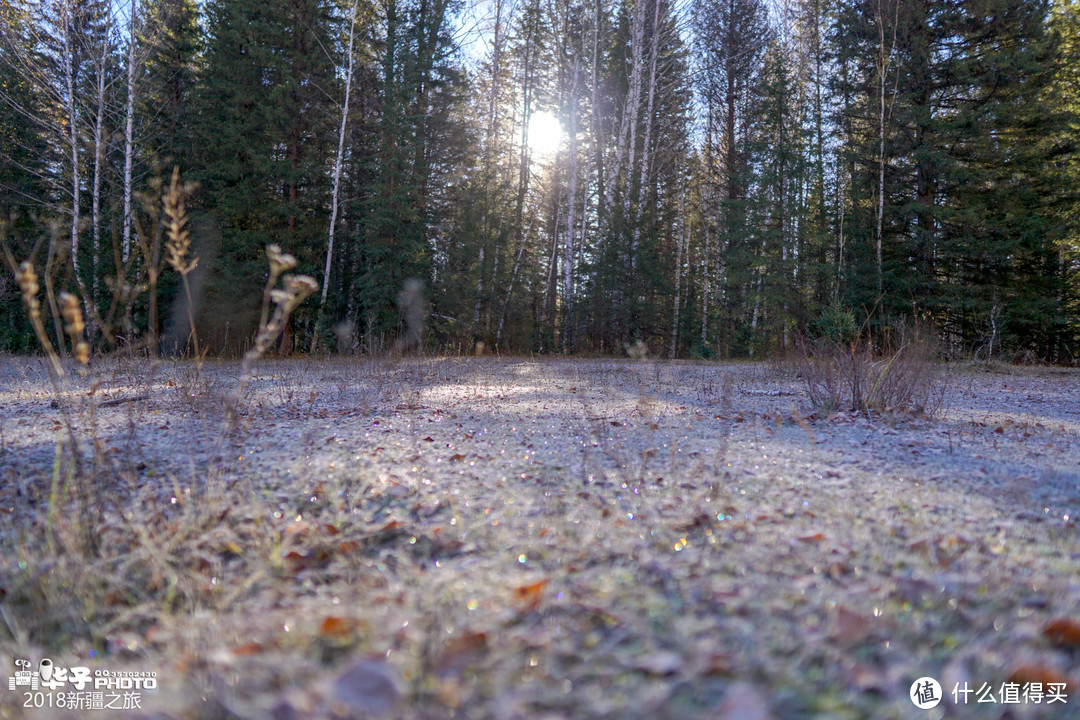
top-left (512, 579), bottom-right (549, 612)
top-left (282, 548), bottom-right (332, 572)
top-left (1042, 618), bottom-right (1080, 648)
top-left (832, 605), bottom-right (875, 647)
top-left (435, 631), bottom-right (489, 678)
top-left (331, 659), bottom-right (400, 717)
top-left (716, 682), bottom-right (772, 720)
top-left (1009, 663), bottom-right (1067, 687)
top-left (449, 454), bottom-right (466, 462)
top-left (797, 532), bottom-right (825, 543)
top-left (319, 616), bottom-right (359, 639)
top-left (103, 590), bottom-right (128, 606)
top-left (283, 521), bottom-right (310, 540)
top-left (232, 641), bottom-right (265, 656)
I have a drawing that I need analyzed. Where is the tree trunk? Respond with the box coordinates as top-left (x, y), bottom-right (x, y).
top-left (123, 0), bottom-right (136, 264)
top-left (63, 0), bottom-right (80, 299)
top-left (670, 192), bottom-right (688, 359)
top-left (91, 28), bottom-right (108, 330)
top-left (632, 0), bottom-right (661, 248)
top-left (322, 0), bottom-right (358, 305)
top-left (562, 56), bottom-right (579, 353)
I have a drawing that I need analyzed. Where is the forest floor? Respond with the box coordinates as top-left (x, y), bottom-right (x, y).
top-left (0, 355), bottom-right (1079, 719)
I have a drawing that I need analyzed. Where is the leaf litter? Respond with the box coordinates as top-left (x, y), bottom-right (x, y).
top-left (0, 357), bottom-right (1078, 718)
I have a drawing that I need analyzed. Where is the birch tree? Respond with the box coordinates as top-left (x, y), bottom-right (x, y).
top-left (322, 0), bottom-right (359, 306)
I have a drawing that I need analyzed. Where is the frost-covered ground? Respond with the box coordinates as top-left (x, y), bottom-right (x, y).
top-left (1, 356), bottom-right (1078, 719)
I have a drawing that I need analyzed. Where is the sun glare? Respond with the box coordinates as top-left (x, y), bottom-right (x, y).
top-left (527, 111), bottom-right (563, 159)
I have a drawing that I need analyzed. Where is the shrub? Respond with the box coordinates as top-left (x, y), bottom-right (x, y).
top-left (797, 319), bottom-right (945, 417)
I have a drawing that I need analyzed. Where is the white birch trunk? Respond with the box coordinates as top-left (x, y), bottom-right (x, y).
top-left (619, 0), bottom-right (645, 232)
top-left (670, 192), bottom-right (688, 359)
top-left (63, 0), bottom-right (81, 281)
top-left (876, 0), bottom-right (898, 297)
top-left (496, 213), bottom-right (537, 346)
top-left (123, 0), bottom-right (136, 263)
top-left (631, 0), bottom-right (661, 249)
top-left (562, 56), bottom-right (579, 353)
top-left (322, 0), bottom-right (359, 305)
top-left (473, 0), bottom-right (505, 334)
top-left (91, 32), bottom-right (107, 315)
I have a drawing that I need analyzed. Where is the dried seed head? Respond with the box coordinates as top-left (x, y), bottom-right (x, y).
top-left (286, 274), bottom-right (319, 299)
top-left (267, 244), bottom-right (297, 275)
top-left (16, 261), bottom-right (40, 298)
top-left (74, 341), bottom-right (90, 365)
top-left (164, 167), bottom-right (196, 274)
top-left (59, 292), bottom-right (85, 336)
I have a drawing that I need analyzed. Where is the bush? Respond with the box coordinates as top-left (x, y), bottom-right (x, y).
top-left (797, 319), bottom-right (945, 417)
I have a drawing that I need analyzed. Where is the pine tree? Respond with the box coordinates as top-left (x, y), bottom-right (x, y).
top-left (189, 0), bottom-right (338, 349)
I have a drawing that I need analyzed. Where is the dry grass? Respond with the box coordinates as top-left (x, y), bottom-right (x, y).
top-left (1, 356), bottom-right (1079, 719)
top-left (796, 321), bottom-right (947, 418)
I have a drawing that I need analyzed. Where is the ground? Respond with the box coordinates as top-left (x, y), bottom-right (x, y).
top-left (0, 356), bottom-right (1078, 719)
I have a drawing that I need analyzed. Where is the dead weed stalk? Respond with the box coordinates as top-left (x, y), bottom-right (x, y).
top-left (224, 244), bottom-right (318, 430)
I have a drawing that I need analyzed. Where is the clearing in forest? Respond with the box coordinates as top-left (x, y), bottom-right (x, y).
top-left (0, 357), bottom-right (1078, 719)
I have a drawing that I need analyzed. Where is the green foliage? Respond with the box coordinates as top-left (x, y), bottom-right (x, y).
top-left (1, 0), bottom-right (1078, 358)
top-left (811, 304), bottom-right (858, 345)
top-left (187, 0), bottom-right (338, 349)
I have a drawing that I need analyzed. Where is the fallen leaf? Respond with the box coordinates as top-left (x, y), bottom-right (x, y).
top-left (435, 631), bottom-right (489, 678)
top-left (512, 579), bottom-right (549, 612)
top-left (449, 454), bottom-right (466, 462)
top-left (1042, 618), bottom-right (1080, 648)
top-left (1008, 663), bottom-right (1067, 686)
top-left (331, 659), bottom-right (400, 717)
top-left (832, 605), bottom-right (875, 647)
top-left (103, 590), bottom-right (128, 606)
top-left (716, 682), bottom-right (772, 720)
top-left (319, 616), bottom-right (359, 639)
top-left (283, 521), bottom-right (311, 540)
top-left (797, 532), bottom-right (825, 543)
top-left (232, 641), bottom-right (264, 656)
top-left (282, 549), bottom-right (332, 572)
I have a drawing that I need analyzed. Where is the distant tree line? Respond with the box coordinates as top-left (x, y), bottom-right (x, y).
top-left (1, 0), bottom-right (1078, 359)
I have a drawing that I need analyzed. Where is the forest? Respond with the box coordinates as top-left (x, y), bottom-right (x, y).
top-left (1, 0), bottom-right (1079, 360)
top-left (3, 2), bottom-right (1080, 715)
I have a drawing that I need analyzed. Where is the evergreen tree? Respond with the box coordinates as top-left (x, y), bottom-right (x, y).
top-left (189, 0), bottom-right (338, 349)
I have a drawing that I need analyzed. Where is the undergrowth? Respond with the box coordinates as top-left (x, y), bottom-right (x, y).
top-left (796, 320), bottom-right (947, 417)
